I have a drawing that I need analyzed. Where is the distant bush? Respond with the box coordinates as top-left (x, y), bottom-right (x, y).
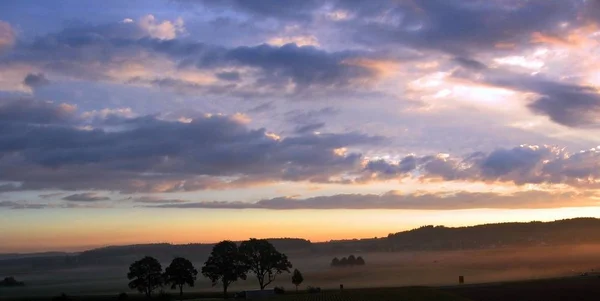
top-left (52, 293), bottom-right (72, 301)
top-left (347, 255), bottom-right (356, 265)
top-left (0, 277), bottom-right (24, 287)
top-left (117, 292), bottom-right (128, 301)
top-left (330, 255), bottom-right (366, 267)
top-left (274, 286), bottom-right (286, 294)
top-left (307, 286), bottom-right (321, 293)
top-left (233, 291), bottom-right (246, 299)
top-left (356, 256), bottom-right (366, 265)
top-left (158, 291), bottom-right (172, 301)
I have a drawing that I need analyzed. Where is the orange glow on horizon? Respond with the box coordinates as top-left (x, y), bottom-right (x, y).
top-left (3, 207), bottom-right (600, 253)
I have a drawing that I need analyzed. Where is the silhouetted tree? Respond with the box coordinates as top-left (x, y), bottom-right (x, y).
top-left (347, 255), bottom-right (356, 265)
top-left (127, 256), bottom-right (163, 298)
top-left (164, 257), bottom-right (198, 300)
top-left (291, 269), bottom-right (304, 292)
top-left (331, 257), bottom-right (340, 267)
top-left (356, 256), bottom-right (365, 265)
top-left (202, 241), bottom-right (248, 299)
top-left (339, 257), bottom-right (348, 266)
top-left (240, 238), bottom-right (292, 290)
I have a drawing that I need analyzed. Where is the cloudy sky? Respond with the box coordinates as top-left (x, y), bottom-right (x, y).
top-left (2, 0), bottom-right (600, 252)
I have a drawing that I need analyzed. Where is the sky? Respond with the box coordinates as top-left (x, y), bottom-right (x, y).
top-left (2, 0), bottom-right (600, 253)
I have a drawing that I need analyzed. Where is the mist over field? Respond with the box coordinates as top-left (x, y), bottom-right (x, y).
top-left (2, 244), bottom-right (600, 298)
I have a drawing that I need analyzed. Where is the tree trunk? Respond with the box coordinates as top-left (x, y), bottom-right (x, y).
top-left (259, 277), bottom-right (264, 290)
top-left (179, 285), bottom-right (183, 301)
top-left (223, 281), bottom-right (228, 299)
top-left (296, 285), bottom-right (298, 292)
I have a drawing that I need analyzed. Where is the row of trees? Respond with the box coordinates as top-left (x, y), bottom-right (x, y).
top-left (0, 277), bottom-right (25, 287)
top-left (330, 255), bottom-right (365, 267)
top-left (128, 238), bottom-right (302, 299)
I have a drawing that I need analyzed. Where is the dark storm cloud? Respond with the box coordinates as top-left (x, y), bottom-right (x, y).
top-left (23, 73), bottom-right (50, 88)
top-left (0, 100), bottom-right (383, 192)
top-left (62, 192), bottom-right (110, 202)
top-left (149, 190), bottom-right (595, 210)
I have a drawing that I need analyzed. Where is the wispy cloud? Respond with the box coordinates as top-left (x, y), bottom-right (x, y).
top-left (148, 190), bottom-right (597, 210)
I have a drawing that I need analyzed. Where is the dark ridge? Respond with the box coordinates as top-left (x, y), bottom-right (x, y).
top-left (2, 218), bottom-right (600, 269)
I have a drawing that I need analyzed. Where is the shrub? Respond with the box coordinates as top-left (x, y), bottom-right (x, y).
top-left (347, 255), bottom-right (356, 265)
top-left (117, 292), bottom-right (128, 301)
top-left (307, 286), bottom-right (321, 293)
top-left (331, 255), bottom-right (366, 267)
top-left (274, 286), bottom-right (285, 294)
top-left (233, 291), bottom-right (246, 299)
top-left (356, 256), bottom-right (366, 265)
top-left (0, 277), bottom-right (25, 287)
top-left (52, 293), bottom-right (72, 301)
top-left (158, 291), bottom-right (172, 301)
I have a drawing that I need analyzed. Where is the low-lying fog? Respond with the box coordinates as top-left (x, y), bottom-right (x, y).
top-left (2, 244), bottom-right (600, 298)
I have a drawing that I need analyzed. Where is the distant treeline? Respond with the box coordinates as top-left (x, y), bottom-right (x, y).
top-left (331, 255), bottom-right (365, 267)
top-left (386, 218), bottom-right (600, 251)
top-left (4, 218), bottom-right (600, 269)
top-left (0, 277), bottom-right (24, 287)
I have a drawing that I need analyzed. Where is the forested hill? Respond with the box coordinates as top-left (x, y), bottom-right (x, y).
top-left (385, 218), bottom-right (600, 251)
top-left (3, 218), bottom-right (600, 268)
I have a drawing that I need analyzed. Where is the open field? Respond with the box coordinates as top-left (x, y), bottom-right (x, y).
top-left (444, 276), bottom-right (600, 301)
top-left (4, 277), bottom-right (600, 301)
top-left (268, 287), bottom-right (470, 301)
top-left (0, 287), bottom-right (470, 301)
top-left (2, 244), bottom-right (600, 299)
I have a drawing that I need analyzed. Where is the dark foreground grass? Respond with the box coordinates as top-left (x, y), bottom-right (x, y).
top-left (0, 287), bottom-right (469, 301)
top-left (268, 287), bottom-right (471, 301)
top-left (0, 292), bottom-right (226, 301)
top-left (5, 276), bottom-right (600, 301)
top-left (443, 275), bottom-right (600, 301)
